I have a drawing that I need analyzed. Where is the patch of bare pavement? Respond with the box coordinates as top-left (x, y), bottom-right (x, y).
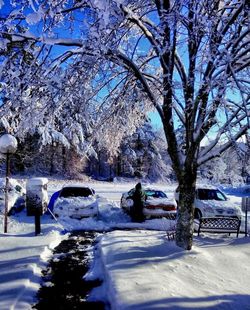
top-left (33, 231), bottom-right (107, 310)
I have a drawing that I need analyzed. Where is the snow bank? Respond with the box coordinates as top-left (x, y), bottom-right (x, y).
top-left (98, 230), bottom-right (250, 310)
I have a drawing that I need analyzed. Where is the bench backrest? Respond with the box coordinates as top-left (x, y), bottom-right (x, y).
top-left (198, 217), bottom-right (241, 237)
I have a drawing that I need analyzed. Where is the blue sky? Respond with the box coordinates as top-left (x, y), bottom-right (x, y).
top-left (148, 111), bottom-right (163, 129)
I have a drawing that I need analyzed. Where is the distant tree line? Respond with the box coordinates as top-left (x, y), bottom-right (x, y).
top-left (1, 122), bottom-right (249, 185)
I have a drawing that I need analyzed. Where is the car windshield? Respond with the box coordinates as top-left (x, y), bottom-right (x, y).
top-left (197, 189), bottom-right (226, 201)
top-left (60, 187), bottom-right (93, 198)
top-left (145, 190), bottom-right (167, 198)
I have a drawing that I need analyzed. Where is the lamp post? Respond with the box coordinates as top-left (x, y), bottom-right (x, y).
top-left (0, 134), bottom-right (17, 233)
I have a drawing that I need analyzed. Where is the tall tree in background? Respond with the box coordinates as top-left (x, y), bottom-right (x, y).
top-left (0, 0), bottom-right (249, 249)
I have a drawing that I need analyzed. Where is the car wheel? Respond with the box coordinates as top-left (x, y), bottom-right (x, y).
top-left (194, 209), bottom-right (202, 220)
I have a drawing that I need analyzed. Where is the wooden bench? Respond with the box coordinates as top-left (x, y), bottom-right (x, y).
top-left (197, 217), bottom-right (241, 237)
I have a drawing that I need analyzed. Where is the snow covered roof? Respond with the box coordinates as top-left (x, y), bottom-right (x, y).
top-left (144, 187), bottom-right (166, 192)
top-left (196, 183), bottom-right (218, 190)
top-left (62, 184), bottom-right (91, 189)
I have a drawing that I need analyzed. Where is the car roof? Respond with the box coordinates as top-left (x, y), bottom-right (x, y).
top-left (62, 185), bottom-right (91, 189)
top-left (175, 184), bottom-right (219, 192)
top-left (196, 184), bottom-right (218, 190)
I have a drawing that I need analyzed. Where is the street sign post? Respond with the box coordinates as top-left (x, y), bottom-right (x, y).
top-left (241, 197), bottom-right (250, 237)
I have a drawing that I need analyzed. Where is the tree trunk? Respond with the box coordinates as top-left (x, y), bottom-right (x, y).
top-left (175, 172), bottom-right (197, 250)
top-left (116, 154), bottom-right (122, 176)
top-left (49, 145), bottom-right (55, 175)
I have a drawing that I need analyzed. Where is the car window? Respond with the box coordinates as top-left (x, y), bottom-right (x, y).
top-left (215, 191), bottom-right (227, 201)
top-left (15, 185), bottom-right (22, 192)
top-left (157, 191), bottom-right (167, 198)
top-left (145, 190), bottom-right (154, 197)
top-left (60, 187), bottom-right (93, 198)
top-left (197, 189), bottom-right (226, 201)
top-left (145, 190), bottom-right (167, 198)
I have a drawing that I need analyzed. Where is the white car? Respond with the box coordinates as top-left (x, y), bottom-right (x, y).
top-left (0, 178), bottom-right (26, 215)
top-left (121, 188), bottom-right (177, 219)
top-left (53, 186), bottom-right (98, 219)
top-left (175, 184), bottom-right (242, 220)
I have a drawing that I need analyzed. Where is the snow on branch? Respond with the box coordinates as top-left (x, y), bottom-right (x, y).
top-left (3, 32), bottom-right (84, 47)
top-left (198, 124), bottom-right (249, 166)
top-left (107, 49), bottom-right (164, 119)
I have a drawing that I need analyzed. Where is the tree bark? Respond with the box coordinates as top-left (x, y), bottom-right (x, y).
top-left (175, 170), bottom-right (197, 250)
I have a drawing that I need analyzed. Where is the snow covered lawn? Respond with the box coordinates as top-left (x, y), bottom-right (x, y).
top-left (98, 230), bottom-right (250, 310)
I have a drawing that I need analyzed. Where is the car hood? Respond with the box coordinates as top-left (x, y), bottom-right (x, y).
top-left (197, 199), bottom-right (238, 210)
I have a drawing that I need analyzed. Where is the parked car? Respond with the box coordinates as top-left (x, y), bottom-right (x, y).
top-left (53, 185), bottom-right (98, 219)
top-left (121, 188), bottom-right (177, 219)
top-left (0, 178), bottom-right (26, 215)
top-left (175, 184), bottom-right (242, 220)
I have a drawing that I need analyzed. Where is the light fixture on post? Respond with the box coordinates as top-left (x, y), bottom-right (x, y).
top-left (0, 134), bottom-right (18, 233)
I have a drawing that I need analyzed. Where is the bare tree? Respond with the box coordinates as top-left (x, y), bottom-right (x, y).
top-left (0, 0), bottom-right (249, 249)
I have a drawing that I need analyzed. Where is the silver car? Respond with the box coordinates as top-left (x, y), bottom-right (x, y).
top-left (175, 184), bottom-right (242, 220)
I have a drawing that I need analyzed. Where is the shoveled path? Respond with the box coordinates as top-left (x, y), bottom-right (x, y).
top-left (33, 231), bottom-right (107, 310)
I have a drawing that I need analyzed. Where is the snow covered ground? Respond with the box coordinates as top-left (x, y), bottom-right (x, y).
top-left (97, 230), bottom-right (250, 310)
top-left (0, 215), bottom-right (65, 310)
top-left (0, 179), bottom-right (249, 310)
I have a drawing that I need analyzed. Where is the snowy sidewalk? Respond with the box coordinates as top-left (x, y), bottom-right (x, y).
top-left (0, 215), bottom-right (65, 310)
top-left (99, 230), bottom-right (250, 310)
